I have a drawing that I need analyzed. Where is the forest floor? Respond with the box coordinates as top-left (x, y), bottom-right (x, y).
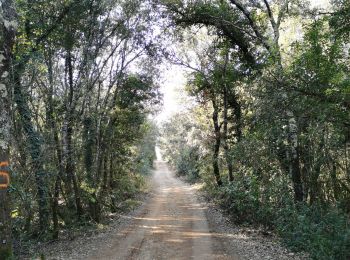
top-left (31, 161), bottom-right (309, 260)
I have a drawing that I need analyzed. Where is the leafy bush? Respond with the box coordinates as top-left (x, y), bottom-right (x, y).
top-left (206, 179), bottom-right (350, 259)
top-left (276, 204), bottom-right (350, 260)
top-left (174, 146), bottom-right (200, 182)
top-left (218, 180), bottom-right (260, 224)
top-left (134, 121), bottom-right (158, 175)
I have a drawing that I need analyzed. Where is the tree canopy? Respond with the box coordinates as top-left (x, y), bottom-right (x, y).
top-left (1, 0), bottom-right (350, 259)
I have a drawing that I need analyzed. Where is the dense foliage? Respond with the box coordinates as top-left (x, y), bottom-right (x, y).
top-left (159, 0), bottom-right (350, 259)
top-left (0, 0), bottom-right (160, 257)
top-left (1, 0), bottom-right (350, 259)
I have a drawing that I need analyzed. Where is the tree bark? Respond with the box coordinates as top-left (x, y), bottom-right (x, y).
top-left (223, 86), bottom-right (234, 182)
top-left (14, 63), bottom-right (50, 233)
top-left (65, 50), bottom-right (83, 220)
top-left (330, 160), bottom-right (339, 201)
top-left (212, 99), bottom-right (223, 186)
top-left (286, 112), bottom-right (304, 202)
top-left (227, 93), bottom-right (242, 142)
top-left (221, 52), bottom-right (234, 182)
top-left (309, 129), bottom-right (325, 204)
top-left (0, 1), bottom-right (16, 255)
top-left (46, 49), bottom-right (64, 239)
top-left (83, 117), bottom-right (94, 184)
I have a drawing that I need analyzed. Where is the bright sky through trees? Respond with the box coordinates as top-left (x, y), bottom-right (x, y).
top-left (155, 65), bottom-right (186, 123)
top-left (155, 0), bottom-right (331, 124)
top-left (2, 0), bottom-right (349, 259)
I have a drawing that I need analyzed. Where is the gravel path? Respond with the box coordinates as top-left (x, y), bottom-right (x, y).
top-left (31, 160), bottom-right (308, 260)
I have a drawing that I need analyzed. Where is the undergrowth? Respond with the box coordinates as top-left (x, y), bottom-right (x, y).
top-left (203, 180), bottom-right (350, 260)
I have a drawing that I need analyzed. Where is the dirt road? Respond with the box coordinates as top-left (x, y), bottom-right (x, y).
top-left (87, 160), bottom-right (233, 260)
top-left (42, 160), bottom-right (307, 260)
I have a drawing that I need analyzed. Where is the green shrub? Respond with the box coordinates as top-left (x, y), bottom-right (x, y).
top-left (205, 179), bottom-right (350, 259)
top-left (276, 204), bottom-right (350, 260)
top-left (218, 180), bottom-right (260, 224)
top-left (175, 146), bottom-right (200, 182)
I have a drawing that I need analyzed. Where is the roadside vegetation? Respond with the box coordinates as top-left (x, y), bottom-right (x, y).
top-left (160, 1), bottom-right (350, 259)
top-left (1, 0), bottom-right (349, 259)
top-left (0, 1), bottom-right (159, 258)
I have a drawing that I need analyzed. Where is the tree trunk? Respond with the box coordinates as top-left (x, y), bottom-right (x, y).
top-left (287, 112), bottom-right (304, 202)
top-left (271, 16), bottom-right (304, 203)
top-left (222, 86), bottom-right (234, 182)
top-left (52, 175), bottom-right (60, 239)
top-left (221, 53), bottom-right (234, 182)
top-left (0, 1), bottom-right (16, 256)
top-left (227, 93), bottom-right (242, 142)
top-left (0, 137), bottom-right (11, 257)
top-left (0, 158), bottom-right (11, 259)
top-left (299, 122), bottom-right (311, 202)
top-left (102, 153), bottom-right (109, 189)
top-left (65, 118), bottom-right (83, 219)
top-left (46, 49), bottom-right (64, 239)
top-left (212, 99), bottom-right (223, 186)
top-left (309, 129), bottom-right (325, 204)
top-left (83, 116), bottom-right (95, 185)
top-left (330, 160), bottom-right (339, 201)
top-left (65, 50), bottom-right (83, 220)
top-left (14, 62), bottom-right (50, 233)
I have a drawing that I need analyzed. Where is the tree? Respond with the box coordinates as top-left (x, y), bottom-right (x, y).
top-left (0, 0), bottom-right (17, 257)
top-left (161, 0), bottom-right (305, 201)
top-left (1, 0), bottom-right (161, 241)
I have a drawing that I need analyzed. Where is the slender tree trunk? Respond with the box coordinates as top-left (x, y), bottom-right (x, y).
top-left (221, 53), bottom-right (234, 182)
top-left (0, 158), bottom-right (11, 259)
top-left (309, 129), bottom-right (325, 204)
top-left (62, 121), bottom-right (73, 206)
top-left (0, 94), bottom-right (12, 256)
top-left (86, 118), bottom-right (100, 222)
top-left (222, 86), bottom-right (234, 182)
top-left (276, 56), bottom-right (303, 202)
top-left (212, 99), bottom-right (223, 186)
top-left (14, 63), bottom-right (50, 233)
top-left (65, 50), bottom-right (83, 220)
top-left (227, 93), bottom-right (242, 142)
top-left (345, 127), bottom-right (350, 179)
top-left (66, 114), bottom-right (83, 220)
top-left (275, 52), bottom-right (303, 203)
top-left (273, 19), bottom-right (304, 203)
top-left (0, 1), bottom-right (16, 256)
top-left (301, 155), bottom-right (311, 202)
top-left (46, 50), bottom-right (63, 239)
top-left (83, 117), bottom-right (94, 184)
top-left (299, 122), bottom-right (311, 202)
top-left (52, 120), bottom-right (63, 237)
top-left (102, 152), bottom-right (109, 190)
top-left (330, 160), bottom-right (339, 201)
top-left (52, 134), bottom-right (67, 233)
top-left (286, 111), bottom-right (304, 202)
top-left (52, 175), bottom-right (60, 238)
top-left (95, 115), bottom-right (103, 183)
